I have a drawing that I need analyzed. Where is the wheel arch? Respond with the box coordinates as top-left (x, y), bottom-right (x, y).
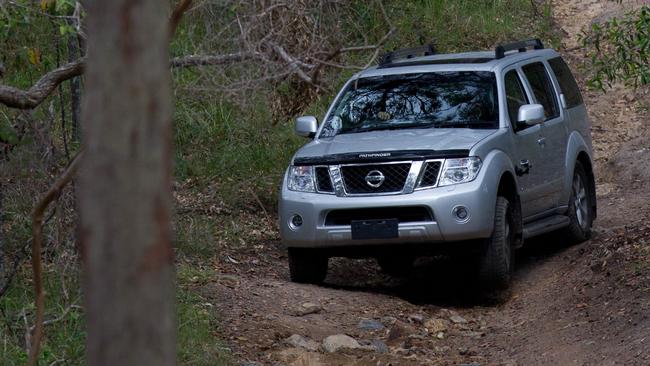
top-left (564, 131), bottom-right (597, 219)
top-left (497, 171), bottom-right (523, 248)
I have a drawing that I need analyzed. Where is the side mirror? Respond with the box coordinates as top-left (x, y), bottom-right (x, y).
top-left (517, 104), bottom-right (545, 126)
top-left (295, 116), bottom-right (318, 138)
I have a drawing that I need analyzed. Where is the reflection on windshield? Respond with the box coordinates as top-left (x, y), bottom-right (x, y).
top-left (320, 72), bottom-right (499, 137)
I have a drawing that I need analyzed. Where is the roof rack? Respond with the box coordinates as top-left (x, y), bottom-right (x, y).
top-left (495, 38), bottom-right (544, 59)
top-left (379, 43), bottom-right (437, 66)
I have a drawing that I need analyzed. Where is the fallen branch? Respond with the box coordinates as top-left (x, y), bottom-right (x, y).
top-left (27, 150), bottom-right (83, 366)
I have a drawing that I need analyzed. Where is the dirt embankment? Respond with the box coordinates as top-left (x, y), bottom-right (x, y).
top-left (196, 1), bottom-right (650, 365)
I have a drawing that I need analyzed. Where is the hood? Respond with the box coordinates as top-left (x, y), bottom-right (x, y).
top-left (293, 128), bottom-right (496, 162)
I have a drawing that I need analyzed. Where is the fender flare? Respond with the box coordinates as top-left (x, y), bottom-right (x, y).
top-left (562, 131), bottom-right (594, 206)
top-left (481, 150), bottom-right (523, 247)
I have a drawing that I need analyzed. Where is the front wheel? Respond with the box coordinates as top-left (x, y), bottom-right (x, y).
top-left (477, 196), bottom-right (515, 290)
top-left (288, 248), bottom-right (328, 284)
top-left (565, 161), bottom-right (593, 242)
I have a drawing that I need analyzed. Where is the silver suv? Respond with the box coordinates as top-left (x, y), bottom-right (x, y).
top-left (279, 39), bottom-right (596, 289)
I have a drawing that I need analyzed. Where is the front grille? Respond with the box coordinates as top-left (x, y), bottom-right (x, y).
top-left (419, 161), bottom-right (442, 187)
top-left (315, 167), bottom-right (333, 193)
top-left (325, 206), bottom-right (433, 226)
top-left (340, 163), bottom-right (411, 194)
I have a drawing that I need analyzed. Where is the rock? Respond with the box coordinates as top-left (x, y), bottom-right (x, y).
top-left (371, 340), bottom-right (388, 354)
top-left (321, 334), bottom-right (361, 353)
top-left (458, 346), bottom-right (469, 355)
top-left (424, 318), bottom-right (448, 333)
top-left (239, 362), bottom-right (261, 366)
top-left (293, 302), bottom-right (322, 316)
top-left (386, 324), bottom-right (406, 345)
top-left (381, 316), bottom-right (397, 325)
top-left (284, 334), bottom-right (319, 351)
top-left (436, 331), bottom-right (445, 339)
top-left (358, 318), bottom-right (384, 331)
top-left (450, 314), bottom-right (468, 324)
top-left (407, 314), bottom-right (425, 324)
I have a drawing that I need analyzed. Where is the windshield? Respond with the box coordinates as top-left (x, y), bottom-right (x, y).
top-left (320, 71), bottom-right (499, 137)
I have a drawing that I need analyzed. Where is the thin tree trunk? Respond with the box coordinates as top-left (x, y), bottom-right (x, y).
top-left (67, 19), bottom-right (81, 143)
top-left (79, 1), bottom-right (175, 365)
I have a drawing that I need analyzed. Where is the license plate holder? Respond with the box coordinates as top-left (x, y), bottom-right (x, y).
top-left (351, 219), bottom-right (398, 240)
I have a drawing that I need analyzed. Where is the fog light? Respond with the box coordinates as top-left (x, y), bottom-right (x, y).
top-left (452, 206), bottom-right (470, 222)
top-left (289, 214), bottom-right (303, 230)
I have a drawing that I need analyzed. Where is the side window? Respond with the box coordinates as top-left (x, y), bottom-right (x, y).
top-left (548, 57), bottom-right (583, 108)
top-left (504, 70), bottom-right (529, 131)
top-left (522, 62), bottom-right (559, 120)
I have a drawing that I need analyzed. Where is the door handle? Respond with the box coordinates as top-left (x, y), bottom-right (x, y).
top-left (516, 159), bottom-right (530, 176)
top-left (537, 137), bottom-right (546, 146)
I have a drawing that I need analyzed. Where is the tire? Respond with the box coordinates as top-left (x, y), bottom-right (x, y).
top-left (288, 248), bottom-right (328, 284)
top-left (565, 161), bottom-right (593, 242)
top-left (377, 255), bottom-right (413, 276)
top-left (478, 196), bottom-right (515, 290)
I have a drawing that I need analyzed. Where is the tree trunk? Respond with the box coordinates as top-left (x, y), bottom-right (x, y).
top-left (67, 19), bottom-right (81, 143)
top-left (78, 1), bottom-right (174, 365)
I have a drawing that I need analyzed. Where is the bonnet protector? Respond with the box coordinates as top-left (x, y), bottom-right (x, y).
top-left (293, 149), bottom-right (470, 166)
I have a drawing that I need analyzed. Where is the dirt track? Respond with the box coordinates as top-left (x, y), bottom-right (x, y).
top-left (202, 1), bottom-right (650, 364)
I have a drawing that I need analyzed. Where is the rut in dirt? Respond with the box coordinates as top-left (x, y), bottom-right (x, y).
top-left (208, 1), bottom-right (650, 365)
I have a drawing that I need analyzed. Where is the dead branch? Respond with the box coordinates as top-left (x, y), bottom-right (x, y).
top-left (27, 150), bottom-right (83, 366)
top-left (0, 58), bottom-right (84, 109)
top-left (0, 0), bottom-right (397, 119)
top-left (170, 52), bottom-right (263, 67)
top-left (266, 42), bottom-right (317, 85)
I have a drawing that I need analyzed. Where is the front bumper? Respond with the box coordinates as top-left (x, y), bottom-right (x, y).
top-left (279, 174), bottom-right (496, 248)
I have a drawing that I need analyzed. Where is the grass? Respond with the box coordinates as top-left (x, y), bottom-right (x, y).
top-left (0, 266), bottom-right (232, 365)
top-left (0, 0), bottom-right (559, 364)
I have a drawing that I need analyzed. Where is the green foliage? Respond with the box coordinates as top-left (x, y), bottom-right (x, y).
top-left (0, 267), bottom-right (231, 365)
top-left (580, 6), bottom-right (650, 90)
top-left (353, 0), bottom-right (557, 53)
top-left (0, 269), bottom-right (85, 365)
top-left (0, 1), bottom-right (557, 364)
top-left (176, 286), bottom-right (232, 365)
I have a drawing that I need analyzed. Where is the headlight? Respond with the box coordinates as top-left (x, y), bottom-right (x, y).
top-left (438, 157), bottom-right (482, 186)
top-left (287, 166), bottom-right (315, 192)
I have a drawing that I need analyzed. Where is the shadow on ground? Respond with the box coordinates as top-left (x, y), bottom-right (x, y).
top-left (322, 230), bottom-right (583, 307)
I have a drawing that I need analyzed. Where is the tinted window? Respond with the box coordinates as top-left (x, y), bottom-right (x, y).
top-left (548, 57), bottom-right (583, 108)
top-left (320, 72), bottom-right (499, 137)
top-left (504, 70), bottom-right (529, 130)
top-left (522, 62), bottom-right (559, 120)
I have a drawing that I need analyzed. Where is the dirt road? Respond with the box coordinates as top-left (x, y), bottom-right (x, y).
top-left (204, 1), bottom-right (650, 364)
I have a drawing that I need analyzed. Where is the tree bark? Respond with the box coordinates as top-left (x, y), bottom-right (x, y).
top-left (79, 1), bottom-right (175, 365)
top-left (67, 18), bottom-right (82, 143)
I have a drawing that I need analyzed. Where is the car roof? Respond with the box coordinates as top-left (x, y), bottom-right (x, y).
top-left (355, 48), bottom-right (560, 79)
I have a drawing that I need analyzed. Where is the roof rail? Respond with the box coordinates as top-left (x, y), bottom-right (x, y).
top-left (379, 43), bottom-right (437, 66)
top-left (495, 38), bottom-right (544, 59)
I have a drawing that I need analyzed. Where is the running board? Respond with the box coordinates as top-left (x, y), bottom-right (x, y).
top-left (523, 215), bottom-right (570, 239)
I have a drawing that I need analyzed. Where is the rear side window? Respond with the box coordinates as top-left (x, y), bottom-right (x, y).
top-left (548, 57), bottom-right (583, 108)
top-left (504, 70), bottom-right (529, 130)
top-left (522, 62), bottom-right (559, 120)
